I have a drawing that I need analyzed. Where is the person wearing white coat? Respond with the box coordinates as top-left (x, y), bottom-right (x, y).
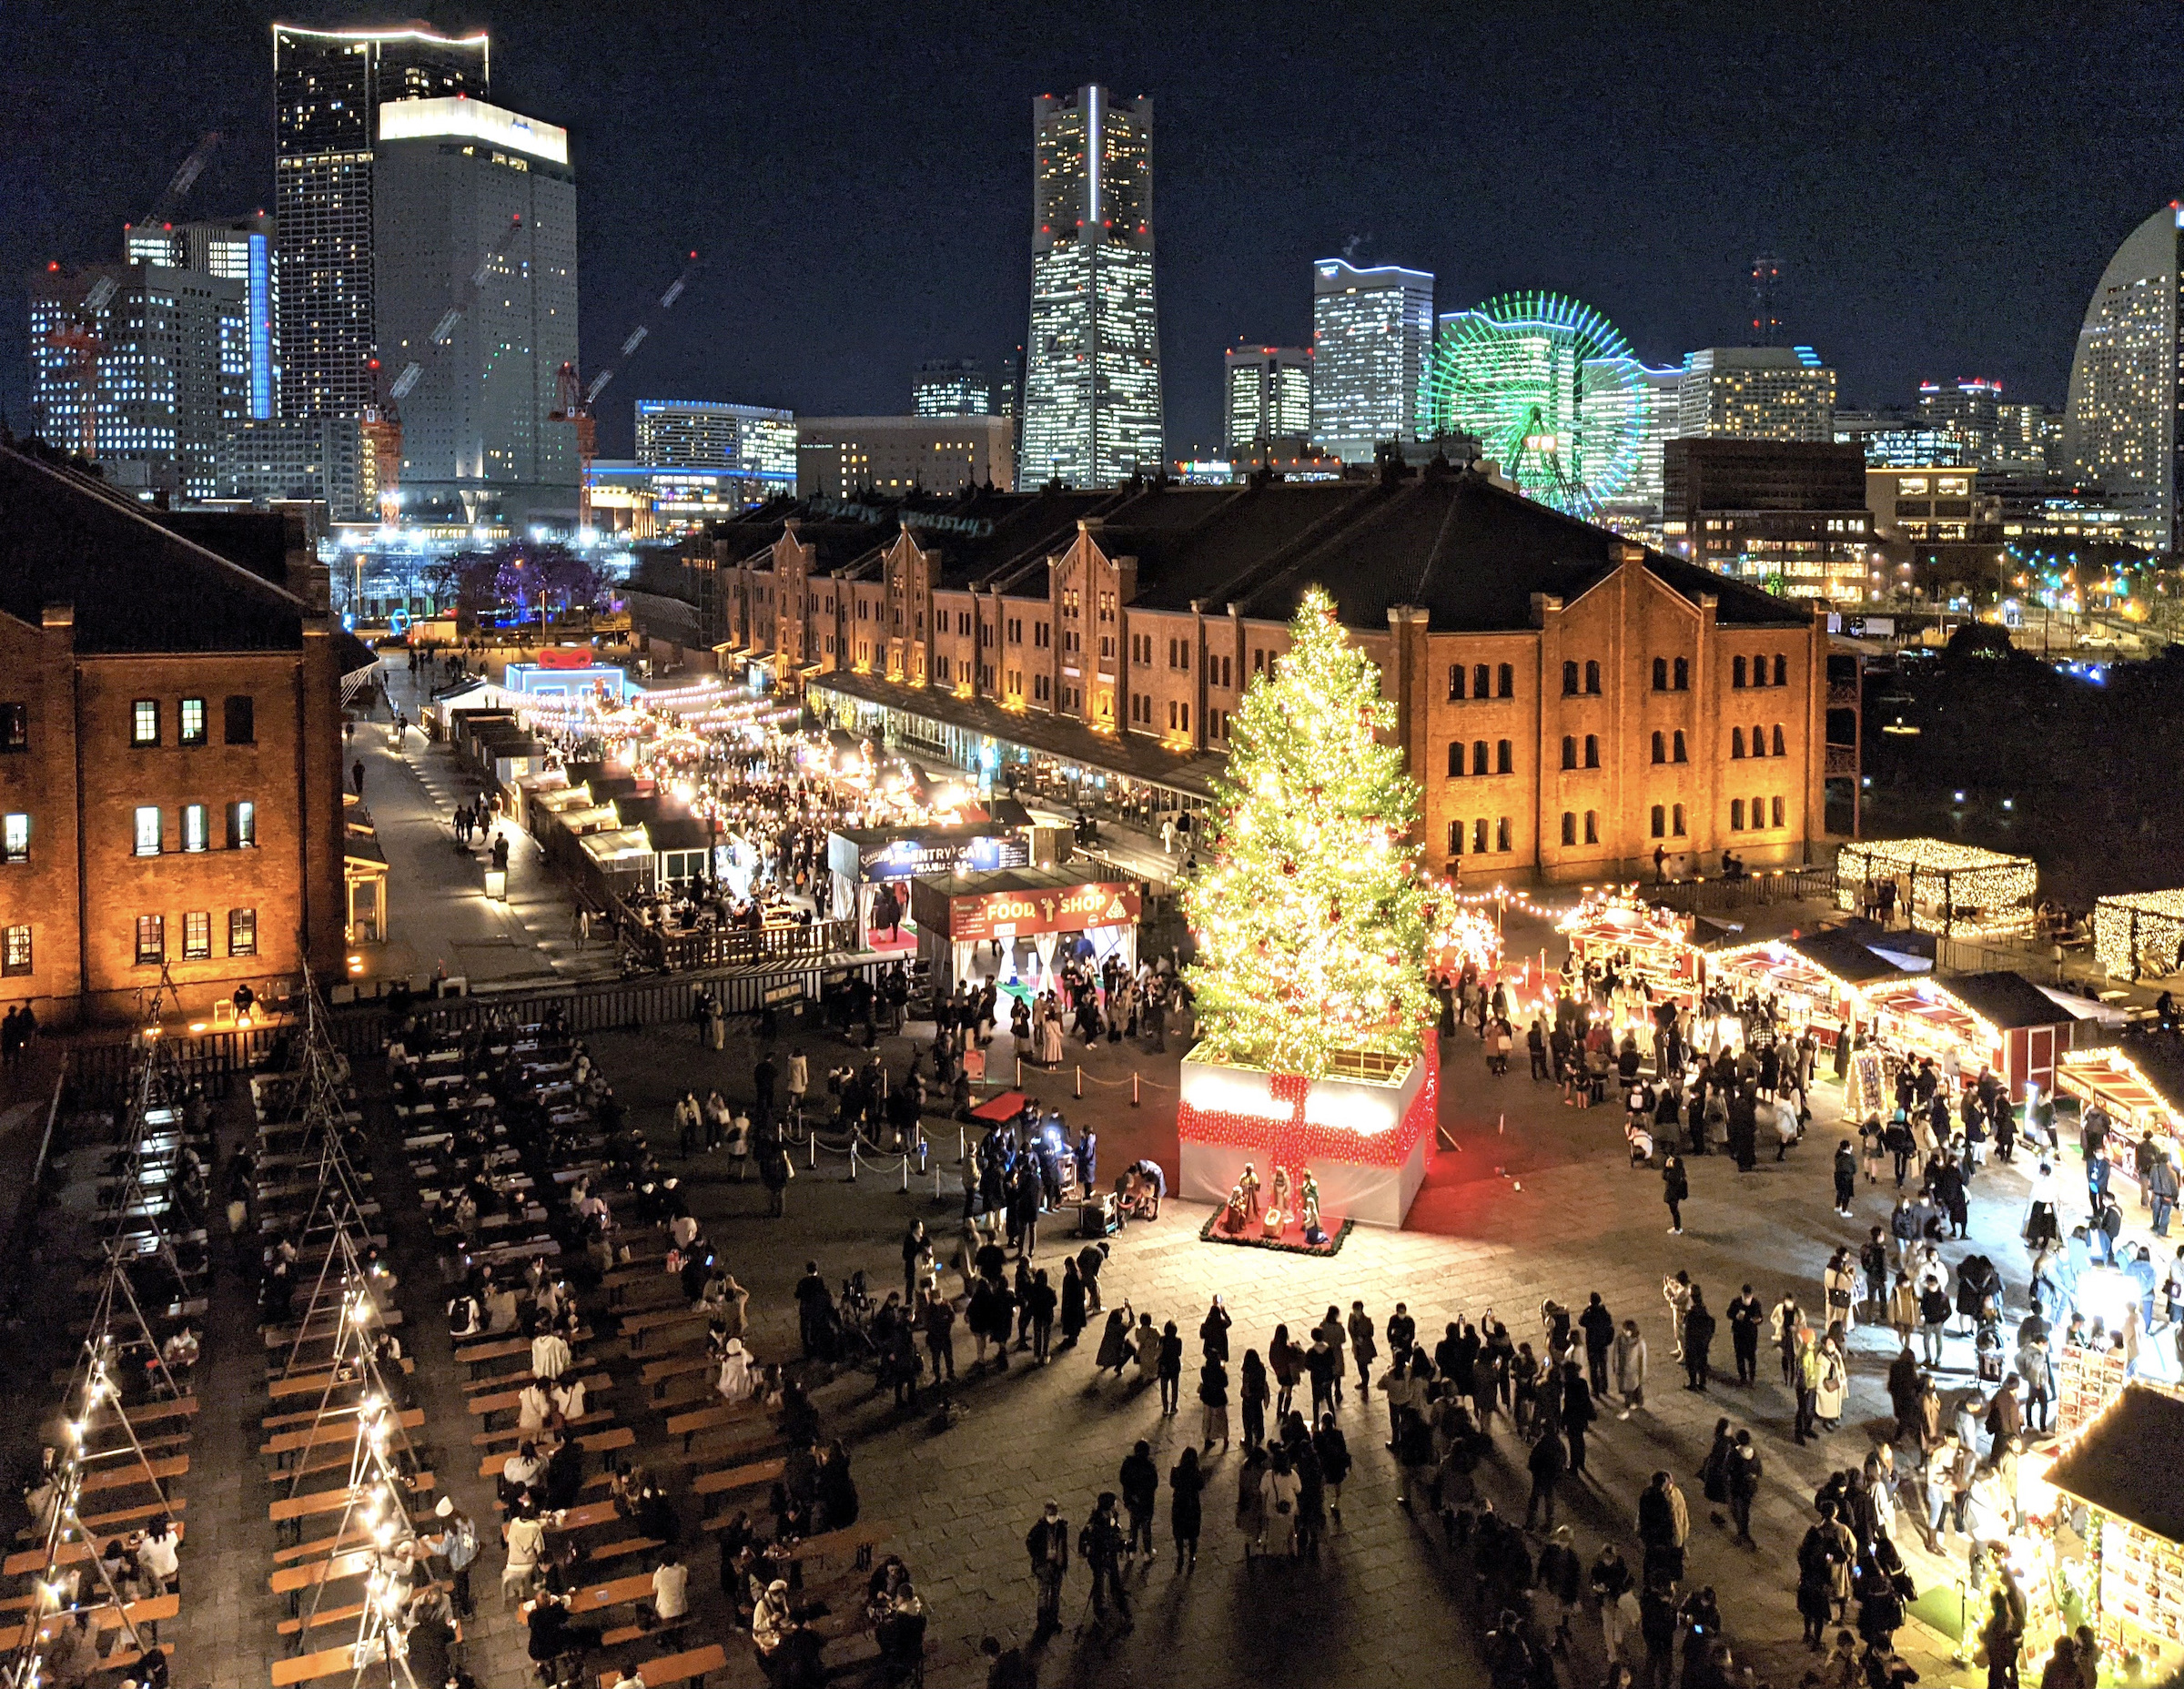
top-left (716, 1338), bottom-right (755, 1404)
top-left (1611, 1320), bottom-right (1647, 1419)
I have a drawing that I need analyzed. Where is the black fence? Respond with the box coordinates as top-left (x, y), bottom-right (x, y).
top-left (1649, 865), bottom-right (1837, 916)
top-left (632, 917), bottom-right (859, 974)
top-left (65, 955), bottom-right (902, 1105)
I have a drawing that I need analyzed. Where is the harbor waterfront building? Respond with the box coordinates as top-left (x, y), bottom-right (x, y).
top-left (2064, 200), bottom-right (2184, 548)
top-left (666, 464), bottom-right (1837, 883)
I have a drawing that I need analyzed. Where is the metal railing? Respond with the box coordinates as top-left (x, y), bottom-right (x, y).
top-left (1649, 865), bottom-right (1837, 915)
top-left (633, 916), bottom-right (857, 974)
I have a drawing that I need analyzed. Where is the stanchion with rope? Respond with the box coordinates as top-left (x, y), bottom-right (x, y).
top-left (847, 1138), bottom-right (858, 1182)
top-left (1074, 1066), bottom-right (1084, 1098)
top-left (1131, 1072), bottom-right (1140, 1107)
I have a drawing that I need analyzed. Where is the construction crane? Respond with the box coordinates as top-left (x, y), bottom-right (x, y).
top-left (361, 214), bottom-right (528, 522)
top-left (551, 250), bottom-right (703, 531)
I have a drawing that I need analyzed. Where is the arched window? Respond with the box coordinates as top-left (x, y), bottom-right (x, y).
top-left (1448, 664), bottom-right (1465, 702)
top-left (1672, 803), bottom-right (1685, 836)
top-left (1561, 735), bottom-right (1577, 771)
top-left (1730, 798), bottom-right (1745, 831)
top-left (1673, 730), bottom-right (1687, 764)
top-left (1472, 740), bottom-right (1489, 775)
top-left (1730, 727), bottom-right (1745, 759)
top-left (1496, 817), bottom-right (1511, 852)
top-left (1497, 663), bottom-right (1514, 698)
top-left (1448, 742), bottom-right (1463, 777)
top-left (1771, 795), bottom-right (1785, 828)
top-left (1652, 657), bottom-right (1668, 692)
top-left (1496, 739), bottom-right (1513, 774)
top-left (1771, 723), bottom-right (1786, 757)
top-left (1583, 734), bottom-right (1600, 769)
top-left (1732, 655), bottom-right (1747, 689)
top-left (1560, 812), bottom-right (1576, 846)
top-left (1447, 820), bottom-right (1462, 855)
top-left (1673, 657), bottom-right (1689, 691)
top-left (1584, 659), bottom-right (1602, 694)
top-left (1473, 818), bottom-right (1490, 854)
top-left (1651, 731), bottom-right (1665, 764)
top-left (1583, 811), bottom-right (1599, 844)
top-left (1774, 653), bottom-right (1788, 687)
top-left (1650, 804), bottom-right (1666, 838)
top-left (1562, 660), bottom-right (1579, 696)
top-left (1751, 792), bottom-right (1765, 824)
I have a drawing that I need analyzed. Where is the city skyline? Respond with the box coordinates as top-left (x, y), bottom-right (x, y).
top-left (4, 1), bottom-right (2180, 461)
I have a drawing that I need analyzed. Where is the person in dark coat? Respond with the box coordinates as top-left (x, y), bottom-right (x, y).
top-left (1663, 1155), bottom-right (1689, 1234)
top-left (1168, 1448), bottom-right (1204, 1566)
top-left (1059, 1258), bottom-right (1088, 1349)
top-left (1683, 1290), bottom-right (1716, 1391)
top-left (1559, 1359), bottom-right (1596, 1474)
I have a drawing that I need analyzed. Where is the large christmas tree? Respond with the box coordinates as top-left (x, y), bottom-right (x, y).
top-left (1182, 587), bottom-right (1433, 1078)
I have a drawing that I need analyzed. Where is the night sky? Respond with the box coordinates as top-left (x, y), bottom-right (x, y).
top-left (3, 0), bottom-right (2179, 460)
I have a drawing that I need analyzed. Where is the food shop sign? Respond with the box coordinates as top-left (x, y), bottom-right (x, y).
top-left (950, 881), bottom-right (1140, 941)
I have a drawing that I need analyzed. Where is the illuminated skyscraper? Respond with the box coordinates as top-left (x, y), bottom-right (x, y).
top-left (2065, 202), bottom-right (2184, 546)
top-left (1021, 86), bottom-right (1163, 488)
top-left (1916, 379), bottom-right (2003, 464)
top-left (913, 359), bottom-right (993, 416)
top-left (1223, 346), bottom-right (1311, 454)
top-left (372, 97), bottom-right (579, 525)
top-left (126, 214), bottom-right (278, 420)
top-left (271, 23), bottom-right (489, 422)
top-left (1675, 347), bottom-right (1835, 443)
top-left (1309, 259), bottom-right (1433, 463)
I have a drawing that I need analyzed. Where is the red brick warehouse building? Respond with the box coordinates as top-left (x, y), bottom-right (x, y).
top-left (665, 460), bottom-right (1850, 885)
top-left (0, 444), bottom-right (352, 1026)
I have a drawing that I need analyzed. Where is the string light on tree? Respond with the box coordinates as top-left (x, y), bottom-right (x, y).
top-left (1182, 586), bottom-right (1433, 1078)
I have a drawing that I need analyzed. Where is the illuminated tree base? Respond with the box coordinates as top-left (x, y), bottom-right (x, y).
top-left (1175, 1044), bottom-right (1435, 1229)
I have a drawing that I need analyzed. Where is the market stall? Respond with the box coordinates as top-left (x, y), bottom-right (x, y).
top-left (1559, 888), bottom-right (1704, 1003)
top-left (1936, 971), bottom-right (2083, 1102)
top-left (907, 865), bottom-right (1142, 999)
top-left (2044, 1384), bottom-right (2184, 1678)
top-left (2093, 890), bottom-right (2184, 981)
top-left (827, 824), bottom-right (1034, 949)
top-left (1857, 975), bottom-right (2001, 1078)
top-left (2056, 1037), bottom-right (2184, 1201)
top-left (1835, 838), bottom-right (2037, 937)
top-left (1710, 930), bottom-right (1901, 1053)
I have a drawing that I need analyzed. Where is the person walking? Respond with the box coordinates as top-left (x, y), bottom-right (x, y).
top-left (1314, 1413), bottom-right (1350, 1525)
top-left (1119, 1441), bottom-right (1158, 1562)
top-left (1346, 1300), bottom-right (1379, 1399)
top-left (1198, 1353), bottom-right (1230, 1451)
top-left (1662, 1154), bottom-right (1688, 1234)
top-left (1525, 1425), bottom-right (1567, 1531)
top-left (1025, 1502), bottom-right (1069, 1635)
top-left (1080, 1493), bottom-right (1131, 1625)
top-left (1728, 1285), bottom-right (1763, 1386)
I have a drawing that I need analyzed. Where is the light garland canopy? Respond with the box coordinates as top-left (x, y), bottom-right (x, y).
top-left (1182, 587), bottom-right (1433, 1078)
top-left (1835, 838), bottom-right (2037, 937)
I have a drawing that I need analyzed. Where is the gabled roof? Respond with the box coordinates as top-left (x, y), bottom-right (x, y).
top-left (1938, 970), bottom-right (2083, 1031)
top-left (0, 443), bottom-right (307, 652)
top-left (1788, 929), bottom-right (1908, 986)
top-left (2047, 1385), bottom-right (2184, 1540)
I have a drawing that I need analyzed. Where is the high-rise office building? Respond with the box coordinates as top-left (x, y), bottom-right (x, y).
top-left (913, 360), bottom-right (993, 417)
top-left (1310, 259), bottom-right (1433, 463)
top-left (271, 23), bottom-right (489, 423)
top-left (1916, 379), bottom-right (2003, 464)
top-left (1675, 347), bottom-right (1835, 443)
top-left (29, 262), bottom-right (248, 501)
top-left (1997, 403), bottom-right (2063, 473)
top-left (2065, 202), bottom-right (2184, 547)
top-left (371, 96), bottom-right (578, 525)
top-left (217, 416), bottom-right (366, 518)
top-left (126, 214), bottom-right (278, 420)
top-left (1021, 86), bottom-right (1163, 488)
top-left (634, 399), bottom-right (796, 488)
top-left (1223, 346), bottom-right (1311, 455)
top-left (795, 416), bottom-right (1016, 497)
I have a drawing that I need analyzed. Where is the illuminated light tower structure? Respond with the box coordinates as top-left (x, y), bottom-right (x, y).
top-left (1419, 291), bottom-right (1653, 522)
top-left (1175, 588), bottom-right (1438, 1229)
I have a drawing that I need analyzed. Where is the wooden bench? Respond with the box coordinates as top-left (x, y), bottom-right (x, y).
top-left (476, 1423), bottom-right (633, 1478)
top-left (598, 1643), bottom-right (728, 1688)
top-left (272, 1640), bottom-right (398, 1685)
top-left (599, 1610), bottom-right (695, 1649)
top-left (473, 1409), bottom-right (615, 1451)
top-left (77, 1452), bottom-right (187, 1498)
top-left (266, 1355), bottom-right (413, 1398)
top-left (268, 1547), bottom-right (376, 1596)
top-left (71, 1493), bottom-right (187, 1537)
top-left (554, 1571), bottom-right (651, 1617)
top-left (0, 1592), bottom-right (178, 1651)
top-left (662, 1402), bottom-right (761, 1455)
top-left (640, 1352), bottom-right (716, 1401)
top-left (268, 1472), bottom-right (433, 1525)
top-left (691, 1456), bottom-right (785, 1501)
top-left (276, 1579), bottom-right (444, 1636)
top-left (2, 1521), bottom-right (183, 1577)
top-left (262, 1406), bottom-right (423, 1461)
top-left (262, 1307), bottom-right (402, 1350)
top-left (467, 1370), bottom-right (610, 1425)
top-left (618, 1307), bottom-right (710, 1353)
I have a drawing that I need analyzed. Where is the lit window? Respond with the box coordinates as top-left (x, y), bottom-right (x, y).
top-left (183, 910), bottom-right (210, 960)
top-left (179, 698), bottom-right (207, 746)
top-left (183, 804), bottom-right (207, 853)
top-left (131, 699), bottom-right (159, 746)
top-left (135, 914), bottom-right (165, 966)
top-left (134, 806), bottom-right (161, 855)
top-left (0, 814), bottom-right (26, 865)
top-left (1, 925), bottom-right (29, 976)
top-left (228, 801), bottom-right (256, 849)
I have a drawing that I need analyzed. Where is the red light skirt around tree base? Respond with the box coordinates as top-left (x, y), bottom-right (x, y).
top-left (1175, 1041), bottom-right (1435, 1229)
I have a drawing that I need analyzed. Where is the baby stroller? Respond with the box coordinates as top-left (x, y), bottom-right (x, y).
top-left (1973, 1291), bottom-right (2006, 1385)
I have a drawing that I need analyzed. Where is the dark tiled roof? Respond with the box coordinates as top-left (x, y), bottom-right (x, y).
top-left (1938, 970), bottom-right (2083, 1030)
top-left (809, 668), bottom-right (1225, 797)
top-left (2047, 1385), bottom-right (2184, 1540)
top-left (0, 444), bottom-right (306, 652)
top-left (1789, 929), bottom-right (1909, 986)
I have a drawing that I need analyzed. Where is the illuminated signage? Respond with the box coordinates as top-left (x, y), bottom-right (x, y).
top-left (379, 97), bottom-right (570, 167)
top-left (947, 880), bottom-right (1139, 941)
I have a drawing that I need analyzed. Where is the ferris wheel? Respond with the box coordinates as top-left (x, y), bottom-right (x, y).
top-left (1419, 290), bottom-right (1653, 520)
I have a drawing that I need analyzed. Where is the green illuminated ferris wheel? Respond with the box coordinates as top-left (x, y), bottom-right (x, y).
top-left (1420, 291), bottom-right (1653, 520)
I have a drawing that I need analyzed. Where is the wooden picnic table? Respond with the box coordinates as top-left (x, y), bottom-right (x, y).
top-left (618, 1305), bottom-right (710, 1352)
top-left (474, 1423), bottom-right (632, 1478)
top-left (691, 1455), bottom-right (785, 1499)
top-left (76, 1452), bottom-right (186, 1498)
top-left (262, 1405), bottom-right (423, 1461)
top-left (598, 1642), bottom-right (728, 1688)
top-left (268, 1472), bottom-right (433, 1526)
top-left (2, 1520), bottom-right (183, 1577)
top-left (0, 1592), bottom-right (178, 1651)
top-left (266, 1355), bottom-right (413, 1399)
